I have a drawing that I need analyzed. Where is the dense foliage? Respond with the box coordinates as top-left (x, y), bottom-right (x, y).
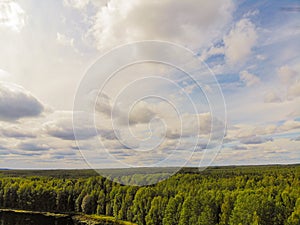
top-left (0, 165), bottom-right (299, 225)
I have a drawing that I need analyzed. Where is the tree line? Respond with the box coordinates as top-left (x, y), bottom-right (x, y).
top-left (0, 165), bottom-right (299, 225)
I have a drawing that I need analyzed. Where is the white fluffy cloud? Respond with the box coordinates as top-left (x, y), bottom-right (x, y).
top-left (0, 0), bottom-right (26, 32)
top-left (276, 65), bottom-right (300, 100)
top-left (63, 0), bottom-right (90, 9)
top-left (264, 90), bottom-right (281, 103)
top-left (0, 69), bottom-right (11, 80)
top-left (56, 32), bottom-right (74, 47)
top-left (199, 46), bottom-right (225, 61)
top-left (288, 81), bottom-right (300, 98)
top-left (0, 82), bottom-right (44, 121)
top-left (165, 112), bottom-right (224, 140)
top-left (277, 65), bottom-right (298, 85)
top-left (89, 0), bottom-right (234, 50)
top-left (224, 18), bottom-right (258, 64)
top-left (63, 0), bottom-right (108, 9)
top-left (239, 70), bottom-right (260, 87)
top-left (225, 123), bottom-right (279, 146)
top-left (279, 120), bottom-right (300, 132)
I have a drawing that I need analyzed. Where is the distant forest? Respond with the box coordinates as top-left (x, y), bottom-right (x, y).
top-left (0, 165), bottom-right (299, 225)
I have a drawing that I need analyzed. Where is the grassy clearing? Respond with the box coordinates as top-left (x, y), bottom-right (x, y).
top-left (0, 208), bottom-right (136, 225)
top-left (73, 214), bottom-right (137, 225)
top-left (0, 208), bottom-right (69, 218)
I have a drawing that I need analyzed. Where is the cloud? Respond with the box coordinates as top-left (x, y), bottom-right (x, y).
top-left (287, 101), bottom-right (300, 118)
top-left (56, 32), bottom-right (74, 47)
top-left (166, 112), bottom-right (224, 139)
top-left (279, 120), bottom-right (300, 132)
top-left (243, 10), bottom-right (259, 18)
top-left (95, 92), bottom-right (115, 117)
top-left (0, 143), bottom-right (7, 150)
top-left (199, 46), bottom-right (225, 61)
top-left (17, 142), bottom-right (51, 151)
top-left (89, 0), bottom-right (234, 50)
top-left (95, 91), bottom-right (224, 138)
top-left (0, 69), bottom-right (11, 80)
top-left (165, 129), bottom-right (181, 140)
top-left (0, 82), bottom-right (44, 121)
top-left (275, 65), bottom-right (300, 100)
top-left (256, 54), bottom-right (266, 61)
top-left (277, 65), bottom-right (298, 85)
top-left (264, 90), bottom-right (281, 103)
top-left (94, 90), bottom-right (225, 147)
top-left (98, 129), bottom-right (118, 140)
top-left (239, 70), bottom-right (260, 87)
top-left (241, 135), bottom-right (273, 145)
top-left (95, 93), bottom-right (159, 126)
top-left (0, 126), bottom-right (36, 139)
top-left (63, 0), bottom-right (90, 9)
top-left (92, 90), bottom-right (225, 154)
top-left (0, 0), bottom-right (26, 32)
top-left (291, 136), bottom-right (300, 141)
top-left (224, 18), bottom-right (258, 64)
top-left (232, 145), bottom-right (247, 150)
top-left (226, 124), bottom-right (277, 141)
top-left (44, 112), bottom-right (97, 140)
top-left (216, 138), bottom-right (296, 165)
top-left (63, 0), bottom-right (108, 9)
top-left (128, 101), bottom-right (156, 125)
top-left (288, 81), bottom-right (300, 98)
top-left (43, 111), bottom-right (118, 141)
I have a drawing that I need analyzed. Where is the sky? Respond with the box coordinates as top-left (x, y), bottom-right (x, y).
top-left (0, 0), bottom-right (299, 169)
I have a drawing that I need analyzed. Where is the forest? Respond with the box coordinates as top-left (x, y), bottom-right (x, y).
top-left (0, 164), bottom-right (299, 225)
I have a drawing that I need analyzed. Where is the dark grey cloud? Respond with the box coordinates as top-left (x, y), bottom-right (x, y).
top-left (165, 130), bottom-right (181, 139)
top-left (232, 145), bottom-right (247, 150)
top-left (0, 82), bottom-right (44, 121)
top-left (241, 136), bottom-right (273, 145)
top-left (0, 151), bottom-right (9, 156)
top-left (106, 150), bottom-right (132, 157)
top-left (47, 128), bottom-right (79, 140)
top-left (52, 155), bottom-right (65, 159)
top-left (44, 150), bottom-right (77, 162)
top-left (54, 150), bottom-right (76, 156)
top-left (0, 140), bottom-right (10, 155)
top-left (99, 129), bottom-right (118, 140)
top-left (0, 144), bottom-right (9, 155)
top-left (10, 149), bottom-right (43, 156)
top-left (71, 145), bottom-right (80, 150)
top-left (17, 142), bottom-right (50, 151)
